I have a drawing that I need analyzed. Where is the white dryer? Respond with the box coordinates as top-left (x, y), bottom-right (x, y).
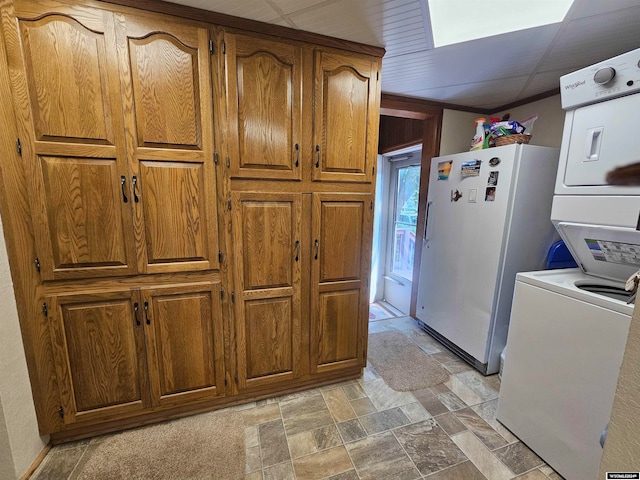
top-left (497, 47), bottom-right (640, 480)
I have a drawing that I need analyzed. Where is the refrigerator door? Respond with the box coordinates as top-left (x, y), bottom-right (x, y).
top-left (417, 145), bottom-right (517, 363)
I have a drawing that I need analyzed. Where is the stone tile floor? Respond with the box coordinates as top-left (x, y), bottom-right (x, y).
top-left (31, 316), bottom-right (565, 480)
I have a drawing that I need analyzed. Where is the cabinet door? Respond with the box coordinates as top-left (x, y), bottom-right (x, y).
top-left (225, 33), bottom-right (303, 180)
top-left (231, 192), bottom-right (302, 390)
top-left (141, 282), bottom-right (226, 407)
top-left (313, 50), bottom-right (378, 183)
top-left (47, 289), bottom-right (150, 425)
top-left (114, 13), bottom-right (219, 274)
top-left (311, 193), bottom-right (373, 373)
top-left (5, 4), bottom-right (137, 280)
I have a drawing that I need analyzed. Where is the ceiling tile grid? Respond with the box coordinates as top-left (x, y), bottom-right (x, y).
top-left (165, 0), bottom-right (640, 109)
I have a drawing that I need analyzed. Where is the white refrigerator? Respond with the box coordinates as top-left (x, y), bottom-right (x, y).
top-left (415, 143), bottom-right (559, 374)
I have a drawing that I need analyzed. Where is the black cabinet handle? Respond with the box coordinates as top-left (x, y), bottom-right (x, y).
top-left (295, 143), bottom-right (299, 167)
top-left (133, 302), bottom-right (140, 326)
top-left (315, 145), bottom-right (320, 168)
top-left (132, 175), bottom-right (139, 203)
top-left (144, 301), bottom-right (150, 325)
top-left (295, 240), bottom-right (300, 262)
top-left (120, 175), bottom-right (128, 203)
top-left (314, 239), bottom-right (319, 260)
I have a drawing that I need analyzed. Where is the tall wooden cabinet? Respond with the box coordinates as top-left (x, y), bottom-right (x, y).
top-left (224, 29), bottom-right (379, 396)
top-left (0, 0), bottom-right (382, 440)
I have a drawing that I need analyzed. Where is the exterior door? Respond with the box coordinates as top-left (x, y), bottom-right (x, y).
top-left (225, 33), bottom-right (303, 181)
top-left (231, 192), bottom-right (302, 390)
top-left (384, 157), bottom-right (421, 314)
top-left (313, 50), bottom-right (378, 183)
top-left (47, 289), bottom-right (150, 424)
top-left (311, 193), bottom-right (373, 373)
top-left (141, 282), bottom-right (226, 406)
top-left (5, 4), bottom-right (137, 280)
top-left (114, 13), bottom-right (219, 274)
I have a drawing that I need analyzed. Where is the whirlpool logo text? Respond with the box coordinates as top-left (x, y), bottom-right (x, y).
top-left (564, 80), bottom-right (586, 90)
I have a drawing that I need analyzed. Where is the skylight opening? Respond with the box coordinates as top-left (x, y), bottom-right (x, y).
top-left (427, 0), bottom-right (574, 48)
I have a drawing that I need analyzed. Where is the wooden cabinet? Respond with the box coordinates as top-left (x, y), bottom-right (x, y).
top-left (224, 33), bottom-right (303, 181)
top-left (115, 13), bottom-right (220, 274)
top-left (10, 7), bottom-right (138, 280)
top-left (48, 281), bottom-right (225, 425)
top-left (313, 51), bottom-right (378, 183)
top-left (231, 192), bottom-right (303, 390)
top-left (311, 193), bottom-right (373, 373)
top-left (0, 0), bottom-right (381, 440)
top-left (47, 288), bottom-right (151, 425)
top-left (140, 283), bottom-right (226, 406)
top-left (6, 4), bottom-right (219, 280)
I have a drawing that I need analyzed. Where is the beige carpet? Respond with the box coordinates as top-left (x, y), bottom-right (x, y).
top-left (76, 410), bottom-right (245, 480)
top-left (368, 331), bottom-right (450, 391)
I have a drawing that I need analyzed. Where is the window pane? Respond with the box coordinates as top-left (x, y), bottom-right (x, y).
top-left (392, 166), bottom-right (419, 280)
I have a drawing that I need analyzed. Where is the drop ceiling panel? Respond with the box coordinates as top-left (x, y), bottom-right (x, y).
top-left (163, 0), bottom-right (640, 109)
top-left (399, 76), bottom-right (530, 110)
top-left (518, 68), bottom-right (576, 99)
top-left (382, 24), bottom-right (559, 92)
top-left (269, 0), bottom-right (330, 16)
top-left (288, 0), bottom-right (383, 45)
top-left (571, 0), bottom-right (640, 19)
top-left (541, 6), bottom-right (640, 72)
top-left (166, 0), bottom-right (279, 22)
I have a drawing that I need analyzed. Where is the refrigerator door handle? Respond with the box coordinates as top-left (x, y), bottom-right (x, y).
top-left (424, 201), bottom-right (434, 244)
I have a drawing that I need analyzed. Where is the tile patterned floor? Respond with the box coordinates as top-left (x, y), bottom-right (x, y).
top-left (30, 316), bottom-right (565, 480)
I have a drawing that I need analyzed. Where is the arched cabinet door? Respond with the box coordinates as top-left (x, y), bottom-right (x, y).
top-left (114, 13), bottom-right (220, 274)
top-left (4, 4), bottom-right (138, 280)
top-left (224, 33), bottom-right (303, 181)
top-left (312, 50), bottom-right (380, 183)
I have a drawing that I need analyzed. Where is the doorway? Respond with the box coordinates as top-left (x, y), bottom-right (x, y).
top-left (371, 146), bottom-right (421, 316)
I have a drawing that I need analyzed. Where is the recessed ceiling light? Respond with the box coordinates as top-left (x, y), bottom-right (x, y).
top-left (427, 0), bottom-right (574, 48)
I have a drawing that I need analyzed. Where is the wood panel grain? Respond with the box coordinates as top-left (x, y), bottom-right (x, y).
top-left (18, 14), bottom-right (113, 143)
top-left (63, 301), bottom-right (140, 411)
top-left (40, 156), bottom-right (129, 270)
top-left (313, 51), bottom-right (374, 183)
top-left (115, 13), bottom-right (219, 275)
top-left (5, 5), bottom-right (138, 282)
top-left (245, 297), bottom-right (293, 379)
top-left (231, 192), bottom-right (302, 391)
top-left (142, 282), bottom-right (224, 406)
top-left (240, 200), bottom-right (294, 290)
top-left (225, 33), bottom-right (302, 180)
top-left (311, 193), bottom-right (372, 374)
top-left (129, 33), bottom-right (200, 148)
top-left (378, 115), bottom-right (424, 154)
top-left (139, 160), bottom-right (209, 266)
top-left (323, 69), bottom-right (368, 171)
top-left (319, 201), bottom-right (363, 282)
top-left (0, 0), bottom-right (62, 432)
top-left (48, 290), bottom-right (150, 424)
top-left (318, 289), bottom-right (359, 365)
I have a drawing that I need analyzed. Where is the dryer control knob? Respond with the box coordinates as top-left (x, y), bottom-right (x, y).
top-left (594, 67), bottom-right (616, 85)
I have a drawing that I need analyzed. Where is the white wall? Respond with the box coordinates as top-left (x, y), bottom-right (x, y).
top-left (494, 95), bottom-right (564, 148)
top-left (439, 109), bottom-right (478, 155)
top-left (0, 215), bottom-right (48, 479)
top-left (439, 95), bottom-right (565, 157)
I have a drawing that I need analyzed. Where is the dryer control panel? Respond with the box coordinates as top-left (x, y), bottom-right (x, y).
top-left (561, 47), bottom-right (640, 110)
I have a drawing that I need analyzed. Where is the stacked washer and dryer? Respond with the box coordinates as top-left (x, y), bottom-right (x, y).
top-left (497, 48), bottom-right (640, 480)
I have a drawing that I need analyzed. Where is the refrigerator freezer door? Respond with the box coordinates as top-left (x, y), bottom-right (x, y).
top-left (417, 146), bottom-right (517, 363)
